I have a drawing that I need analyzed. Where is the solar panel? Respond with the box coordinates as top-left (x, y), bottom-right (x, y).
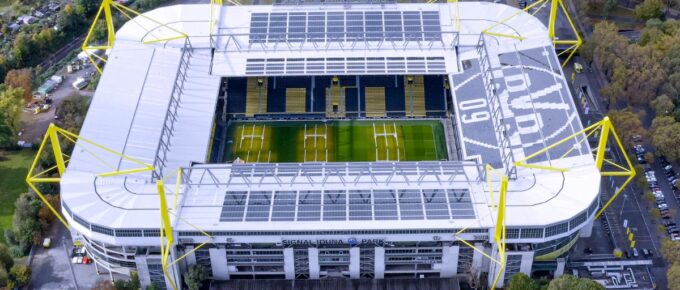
top-left (220, 188), bottom-right (474, 222)
top-left (245, 191), bottom-right (272, 221)
top-left (307, 12), bottom-right (326, 42)
top-left (403, 11), bottom-right (423, 41)
top-left (348, 190), bottom-right (372, 220)
top-left (272, 191), bottom-right (296, 221)
top-left (220, 191), bottom-right (247, 221)
top-left (297, 190), bottom-right (321, 221)
top-left (288, 12), bottom-right (306, 42)
top-left (327, 12), bottom-right (345, 41)
top-left (248, 10), bottom-right (441, 44)
top-left (422, 189), bottom-right (449, 220)
top-left (398, 189), bottom-right (424, 220)
top-left (323, 190), bottom-right (347, 221)
top-left (384, 11), bottom-right (403, 41)
top-left (374, 189), bottom-right (398, 220)
top-left (268, 13), bottom-right (287, 42)
top-left (365, 12), bottom-right (384, 41)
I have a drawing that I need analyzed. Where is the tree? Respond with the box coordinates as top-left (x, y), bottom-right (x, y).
top-left (602, 0), bottom-right (618, 18)
top-left (9, 264), bottom-right (31, 287)
top-left (113, 271), bottom-right (141, 290)
top-left (146, 282), bottom-right (163, 290)
top-left (75, 0), bottom-right (100, 17)
top-left (183, 265), bottom-right (208, 290)
top-left (0, 87), bottom-right (25, 148)
top-left (668, 263), bottom-right (680, 290)
top-left (635, 0), bottom-right (663, 20)
top-left (0, 244), bottom-right (13, 271)
top-left (507, 273), bottom-right (538, 290)
top-left (4, 68), bottom-right (32, 102)
top-left (651, 95), bottom-right (675, 115)
top-left (548, 275), bottom-right (605, 290)
top-left (650, 116), bottom-right (680, 161)
top-left (661, 238), bottom-right (680, 263)
top-left (55, 93), bottom-right (90, 134)
top-left (589, 22), bottom-right (629, 77)
top-left (608, 109), bottom-right (647, 146)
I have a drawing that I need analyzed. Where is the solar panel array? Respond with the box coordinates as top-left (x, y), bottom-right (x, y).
top-left (219, 188), bottom-right (475, 222)
top-left (249, 11), bottom-right (442, 43)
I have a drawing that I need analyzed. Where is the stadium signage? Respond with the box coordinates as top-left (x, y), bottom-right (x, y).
top-left (282, 238), bottom-right (385, 246)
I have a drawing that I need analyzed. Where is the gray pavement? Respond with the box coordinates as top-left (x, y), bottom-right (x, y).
top-left (28, 224), bottom-right (103, 290)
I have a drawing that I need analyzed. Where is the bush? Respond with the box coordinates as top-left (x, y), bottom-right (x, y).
top-left (9, 264), bottom-right (31, 287)
top-left (8, 246), bottom-right (24, 259)
top-left (183, 265), bottom-right (208, 290)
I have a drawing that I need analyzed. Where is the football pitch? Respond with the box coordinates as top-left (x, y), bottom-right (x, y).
top-left (224, 120), bottom-right (448, 163)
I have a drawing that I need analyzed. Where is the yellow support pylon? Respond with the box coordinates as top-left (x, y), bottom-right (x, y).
top-left (82, 0), bottom-right (189, 74)
top-left (481, 0), bottom-right (582, 67)
top-left (456, 165), bottom-right (508, 289)
top-left (26, 124), bottom-right (212, 290)
top-left (514, 117), bottom-right (636, 219)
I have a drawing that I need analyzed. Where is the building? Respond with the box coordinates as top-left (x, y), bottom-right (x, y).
top-left (58, 1), bottom-right (601, 289)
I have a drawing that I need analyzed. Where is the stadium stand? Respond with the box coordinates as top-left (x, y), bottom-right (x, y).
top-left (286, 88), bottom-right (307, 113)
top-left (365, 87), bottom-right (386, 117)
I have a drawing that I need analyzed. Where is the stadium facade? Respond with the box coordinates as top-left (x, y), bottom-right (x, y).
top-left (58, 1), bottom-right (602, 289)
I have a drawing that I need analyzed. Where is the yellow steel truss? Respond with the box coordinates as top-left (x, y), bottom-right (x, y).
top-left (481, 0), bottom-right (582, 67)
top-left (455, 164), bottom-right (507, 289)
top-left (82, 0), bottom-right (189, 74)
top-left (514, 117), bottom-right (636, 218)
top-left (26, 124), bottom-right (212, 290)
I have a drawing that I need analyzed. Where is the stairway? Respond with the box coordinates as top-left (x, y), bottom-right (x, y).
top-left (405, 75), bottom-right (426, 117)
top-left (245, 77), bottom-right (267, 117)
top-left (161, 50), bottom-right (221, 175)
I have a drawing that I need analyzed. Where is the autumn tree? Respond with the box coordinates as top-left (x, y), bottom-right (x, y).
top-left (651, 95), bottom-right (675, 115)
top-left (651, 116), bottom-right (680, 161)
top-left (55, 93), bottom-right (91, 134)
top-left (4, 69), bottom-right (32, 102)
top-left (608, 109), bottom-right (647, 147)
top-left (669, 263), bottom-right (680, 290)
top-left (635, 0), bottom-right (663, 20)
top-left (0, 87), bottom-right (25, 148)
top-left (588, 22), bottom-right (629, 77)
top-left (605, 45), bottom-right (666, 106)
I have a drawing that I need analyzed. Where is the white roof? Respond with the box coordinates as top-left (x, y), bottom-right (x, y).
top-left (60, 2), bottom-right (600, 243)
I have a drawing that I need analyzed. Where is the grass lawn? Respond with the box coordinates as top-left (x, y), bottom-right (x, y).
top-left (224, 120), bottom-right (448, 163)
top-left (0, 150), bottom-right (35, 243)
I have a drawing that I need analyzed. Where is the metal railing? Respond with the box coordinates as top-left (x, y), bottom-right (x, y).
top-left (476, 34), bottom-right (516, 178)
top-left (179, 161), bottom-right (486, 188)
top-left (209, 30), bottom-right (460, 53)
top-left (152, 38), bottom-right (194, 179)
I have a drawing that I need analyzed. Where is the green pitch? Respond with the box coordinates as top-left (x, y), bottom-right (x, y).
top-left (224, 120), bottom-right (448, 163)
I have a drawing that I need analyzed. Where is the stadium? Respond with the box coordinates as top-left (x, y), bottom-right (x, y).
top-left (28, 0), bottom-right (635, 289)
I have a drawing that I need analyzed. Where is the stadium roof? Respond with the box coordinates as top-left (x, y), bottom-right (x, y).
top-left (60, 2), bottom-right (600, 243)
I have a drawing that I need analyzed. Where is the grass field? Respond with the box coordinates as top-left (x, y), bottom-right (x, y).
top-left (224, 120), bottom-right (448, 163)
top-left (0, 150), bottom-right (35, 243)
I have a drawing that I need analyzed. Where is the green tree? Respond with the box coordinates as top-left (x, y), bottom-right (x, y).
top-left (146, 282), bottom-right (163, 290)
top-left (635, 0), bottom-right (664, 20)
top-left (588, 22), bottom-right (629, 78)
top-left (668, 263), bottom-right (680, 290)
top-left (548, 275), bottom-right (605, 290)
top-left (650, 116), bottom-right (680, 161)
top-left (113, 271), bottom-right (141, 290)
top-left (508, 273), bottom-right (538, 290)
top-left (58, 4), bottom-right (86, 38)
top-left (74, 0), bottom-right (99, 17)
top-left (0, 244), bottom-right (14, 271)
top-left (602, 0), bottom-right (618, 18)
top-left (651, 95), bottom-right (675, 115)
top-left (183, 265), bottom-right (208, 290)
top-left (55, 93), bottom-right (91, 134)
top-left (9, 264), bottom-right (31, 287)
top-left (0, 87), bottom-right (25, 148)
